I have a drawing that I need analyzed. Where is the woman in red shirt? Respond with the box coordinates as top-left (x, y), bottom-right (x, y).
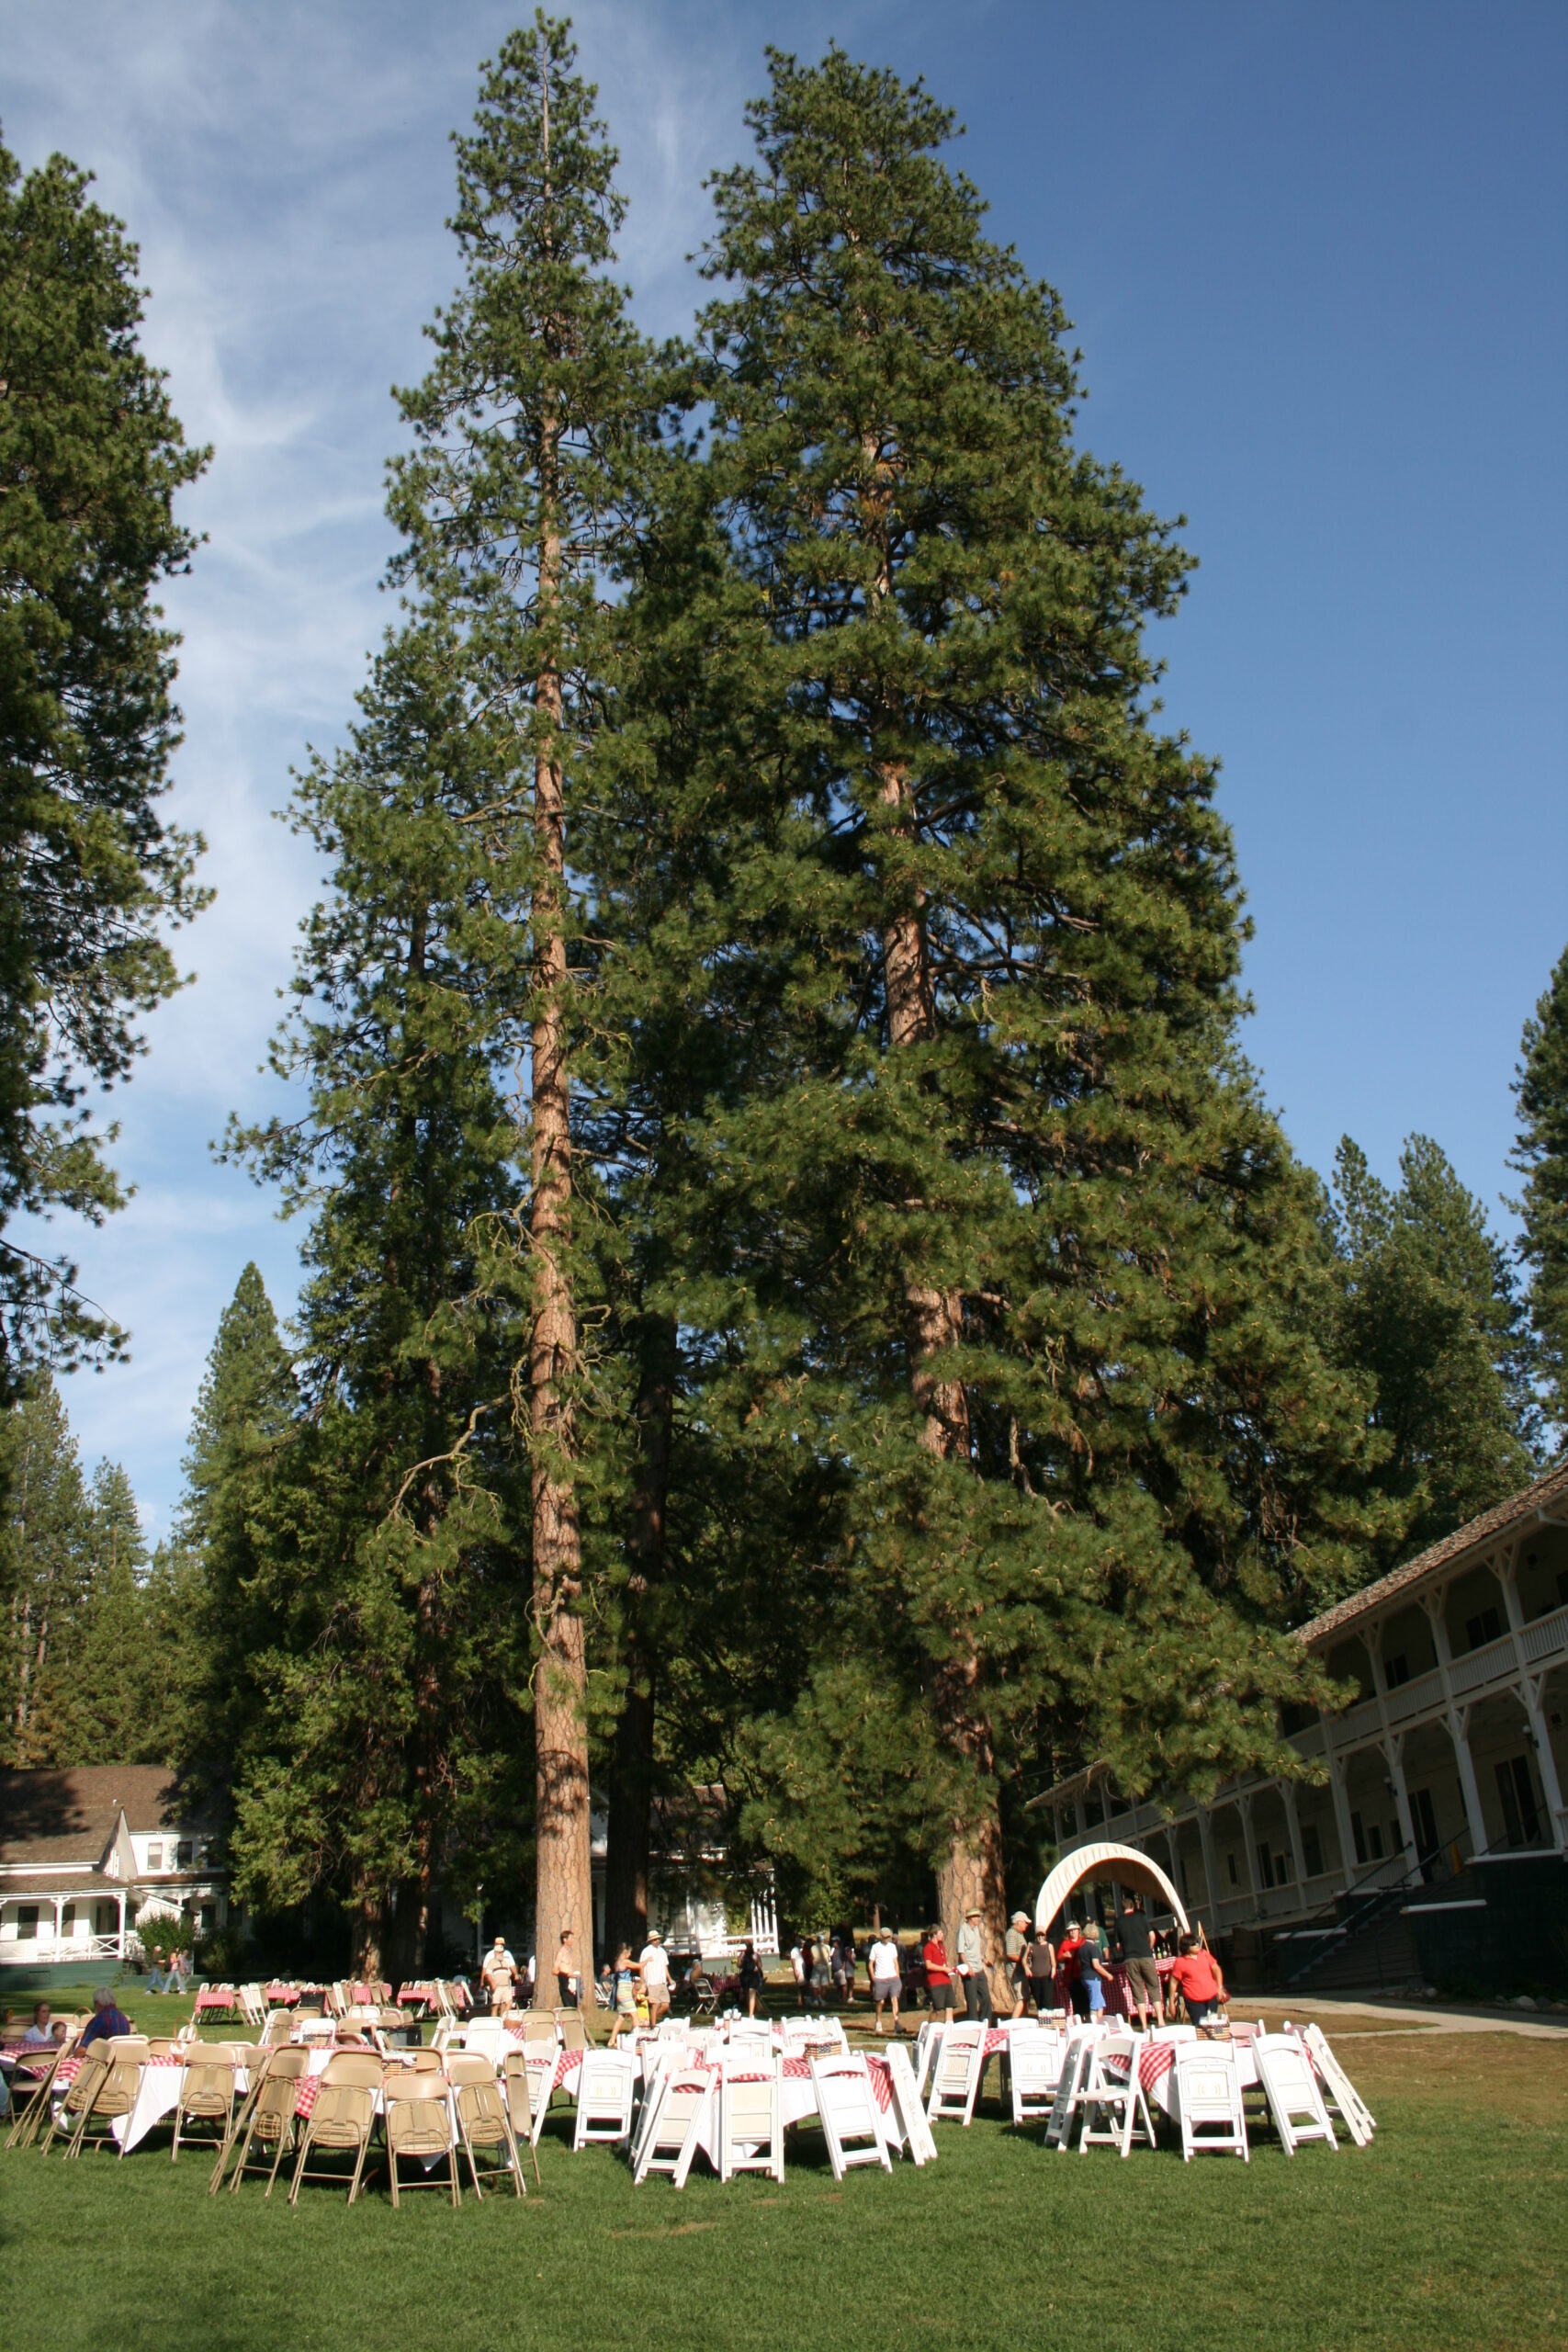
top-left (1167, 1934), bottom-right (1225, 2027)
top-left (922, 1927), bottom-right (954, 2014)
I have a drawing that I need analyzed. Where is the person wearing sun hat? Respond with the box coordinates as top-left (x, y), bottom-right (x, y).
top-left (955, 1905), bottom-right (994, 2021)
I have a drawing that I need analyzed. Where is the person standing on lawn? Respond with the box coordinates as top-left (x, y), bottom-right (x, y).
top-left (956, 1905), bottom-right (994, 2020)
top-left (608, 1945), bottom-right (637, 2046)
top-left (637, 1928), bottom-right (671, 2025)
top-left (480, 1935), bottom-right (517, 2014)
top-left (1117, 1897), bottom-right (1164, 2029)
top-left (1004, 1911), bottom-right (1031, 2018)
top-left (1077, 1920), bottom-right (1115, 2018)
top-left (922, 1924), bottom-right (955, 2015)
top-left (868, 1928), bottom-right (903, 2035)
top-left (1025, 1928), bottom-right (1055, 2016)
top-left (1167, 1933), bottom-right (1226, 2030)
top-left (739, 1940), bottom-right (767, 2017)
top-left (1056, 1921), bottom-right (1086, 2017)
top-left (553, 1928), bottom-right (580, 2008)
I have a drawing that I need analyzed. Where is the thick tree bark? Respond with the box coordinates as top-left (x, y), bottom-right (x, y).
top-left (866, 443), bottom-right (1001, 1984)
top-left (604, 1311), bottom-right (675, 1956)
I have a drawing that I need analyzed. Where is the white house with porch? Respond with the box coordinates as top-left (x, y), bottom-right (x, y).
top-left (0, 1766), bottom-right (228, 1970)
top-left (1029, 1463), bottom-right (1568, 1991)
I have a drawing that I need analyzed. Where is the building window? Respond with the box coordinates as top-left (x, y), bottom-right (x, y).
top-left (1495, 1756), bottom-right (1540, 1849)
top-left (94, 1901), bottom-right (118, 1937)
top-left (1465, 1606), bottom-right (1502, 1652)
top-left (1303, 1822), bottom-right (1324, 1877)
top-left (175, 1839), bottom-right (194, 1870)
top-left (1383, 1653), bottom-right (1410, 1688)
top-left (1368, 1822), bottom-right (1384, 1860)
top-left (17, 1905), bottom-right (39, 1940)
top-left (1226, 1852), bottom-right (1238, 1887)
top-left (147, 1841), bottom-right (163, 1871)
top-left (61, 1903), bottom-right (76, 1935)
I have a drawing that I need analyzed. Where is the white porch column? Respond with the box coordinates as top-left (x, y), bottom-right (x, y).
top-left (52, 1895), bottom-right (63, 1951)
top-left (1279, 1781), bottom-right (1309, 1889)
top-left (1443, 1704), bottom-right (1490, 1860)
top-left (1324, 1747), bottom-right (1359, 1890)
top-left (1235, 1793), bottom-right (1263, 1904)
top-left (1382, 1735), bottom-right (1419, 1874)
top-left (1073, 1792), bottom-right (1089, 1842)
top-left (116, 1892), bottom-right (126, 1958)
top-left (1196, 1806), bottom-right (1222, 1919)
top-left (1520, 1679), bottom-right (1568, 1851)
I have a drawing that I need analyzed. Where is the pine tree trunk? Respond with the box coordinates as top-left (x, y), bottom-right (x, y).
top-left (528, 329), bottom-right (593, 2002)
top-left (604, 1312), bottom-right (674, 1955)
top-left (351, 1891), bottom-right (385, 1984)
top-left (868, 457), bottom-right (1001, 1971)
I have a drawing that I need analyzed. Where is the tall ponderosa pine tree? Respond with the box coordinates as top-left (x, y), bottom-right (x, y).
top-left (0, 1375), bottom-right (93, 1762)
top-left (224, 623), bottom-right (534, 1976)
top-left (389, 14), bottom-right (655, 1991)
top-left (1511, 943), bottom-right (1568, 1448)
top-left (1332, 1135), bottom-right (1540, 1550)
top-left (694, 51), bottom-right (1387, 1955)
top-left (0, 139), bottom-right (208, 1397)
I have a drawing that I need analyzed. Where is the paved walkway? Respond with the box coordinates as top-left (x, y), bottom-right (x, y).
top-left (1258, 1991), bottom-right (1568, 2041)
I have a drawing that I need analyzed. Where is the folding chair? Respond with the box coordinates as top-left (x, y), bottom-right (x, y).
top-left (6, 2039), bottom-right (73, 2150)
top-left (558, 2007), bottom-right (588, 2053)
top-left (570, 2048), bottom-right (637, 2152)
top-left (726, 2019), bottom-right (773, 2052)
top-left (379, 2069), bottom-right (460, 2208)
top-left (446, 2055), bottom-right (525, 2197)
top-left (1045, 2031), bottom-right (1098, 2150)
top-left (1302, 2024), bottom-right (1375, 2146)
top-left (626, 2043), bottom-right (681, 2176)
top-left (1009, 2031), bottom-right (1066, 2129)
top-left (42, 2049), bottom-right (109, 2157)
top-left (1172, 2039), bottom-right (1248, 2161)
top-left (1253, 2031), bottom-right (1338, 2154)
top-left (926, 2022), bottom-right (986, 2125)
top-left (65, 2035), bottom-right (149, 2158)
top-left (500, 2049), bottom-right (546, 2187)
top-left (882, 2042), bottom-right (938, 2166)
top-left (171, 2043), bottom-right (246, 2162)
top-left (288, 2051), bottom-right (382, 2205)
top-left (807, 2053), bottom-right (893, 2181)
top-left (717, 2052), bottom-right (784, 2183)
top-left (631, 2065), bottom-right (714, 2188)
top-left (219, 2044), bottom-right (312, 2196)
top-left (912, 2018), bottom-right (947, 2098)
top-left (1077, 2030), bottom-right (1156, 2157)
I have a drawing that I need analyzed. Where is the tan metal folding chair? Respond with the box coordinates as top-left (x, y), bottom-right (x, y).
top-left (288, 2051), bottom-right (381, 2206)
top-left (66, 2036), bottom-right (149, 2158)
top-left (383, 2070), bottom-right (461, 2208)
top-left (447, 2052), bottom-right (524, 2199)
top-left (171, 2042), bottom-right (246, 2163)
top-left (221, 2044), bottom-right (312, 2197)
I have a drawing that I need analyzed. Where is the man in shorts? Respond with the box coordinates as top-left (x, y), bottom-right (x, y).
top-left (868, 1928), bottom-right (903, 2035)
top-left (637, 1928), bottom-right (671, 2025)
top-left (1117, 1896), bottom-right (1164, 2029)
top-left (480, 1935), bottom-right (517, 2014)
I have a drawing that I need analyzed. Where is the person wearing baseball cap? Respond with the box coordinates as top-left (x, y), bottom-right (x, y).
top-left (955, 1905), bottom-right (994, 2021)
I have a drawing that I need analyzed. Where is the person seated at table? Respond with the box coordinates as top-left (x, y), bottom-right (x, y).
top-left (79, 1987), bottom-right (133, 2049)
top-left (1116, 1896), bottom-right (1165, 2030)
top-left (21, 2000), bottom-right (55, 2048)
top-left (1166, 1933), bottom-right (1226, 2030)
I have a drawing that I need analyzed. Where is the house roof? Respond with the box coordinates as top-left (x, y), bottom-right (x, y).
top-left (0, 1767), bottom-right (202, 1868)
top-left (1296, 1459), bottom-right (1568, 1648)
top-left (0, 1868), bottom-right (125, 1898)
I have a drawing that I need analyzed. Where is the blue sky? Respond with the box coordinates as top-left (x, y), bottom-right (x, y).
top-left (6, 0), bottom-right (1565, 1532)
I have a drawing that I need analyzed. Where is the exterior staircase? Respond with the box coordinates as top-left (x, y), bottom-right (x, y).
top-left (1281, 1884), bottom-right (1421, 1995)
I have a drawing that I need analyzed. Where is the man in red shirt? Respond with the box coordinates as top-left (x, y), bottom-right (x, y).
top-left (922, 1926), bottom-right (954, 2014)
top-left (1167, 1933), bottom-right (1226, 2029)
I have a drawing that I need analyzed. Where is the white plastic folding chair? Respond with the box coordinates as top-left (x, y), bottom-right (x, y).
top-left (1009, 2031), bottom-right (1066, 2129)
top-left (1301, 2024), bottom-right (1375, 2146)
top-left (717, 2052), bottom-right (784, 2183)
top-left (571, 2050), bottom-right (637, 2152)
top-left (808, 2052), bottom-right (893, 2181)
top-left (656, 2016), bottom-right (692, 2041)
top-left (913, 2018), bottom-right (946, 2098)
top-left (1077, 2030), bottom-right (1156, 2157)
top-left (459, 2018), bottom-right (511, 2068)
top-left (1045, 2031), bottom-right (1097, 2151)
top-left (926, 2021), bottom-right (986, 2125)
top-left (1172, 2039), bottom-right (1248, 2161)
top-left (726, 2020), bottom-right (773, 2053)
top-left (626, 2042), bottom-right (679, 2175)
top-left (1253, 2031), bottom-right (1337, 2154)
top-left (883, 2042), bottom-right (938, 2166)
top-left (631, 2065), bottom-right (714, 2188)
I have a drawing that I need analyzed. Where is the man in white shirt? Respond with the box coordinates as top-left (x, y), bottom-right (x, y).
top-left (637, 1929), bottom-right (671, 2023)
top-left (480, 1935), bottom-right (517, 2013)
top-left (868, 1932), bottom-right (903, 2036)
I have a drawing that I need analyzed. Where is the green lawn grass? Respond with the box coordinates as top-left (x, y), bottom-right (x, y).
top-left (4, 2021), bottom-right (1562, 2352)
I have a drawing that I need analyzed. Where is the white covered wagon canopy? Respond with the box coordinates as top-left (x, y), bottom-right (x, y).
top-left (1035, 1840), bottom-right (1190, 1936)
